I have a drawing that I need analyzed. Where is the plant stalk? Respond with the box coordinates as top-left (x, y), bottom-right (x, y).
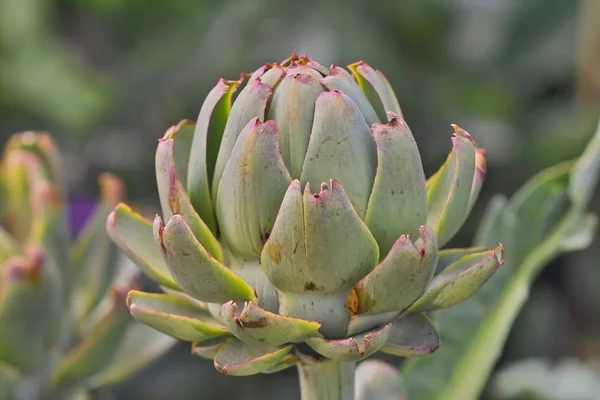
top-left (298, 360), bottom-right (356, 400)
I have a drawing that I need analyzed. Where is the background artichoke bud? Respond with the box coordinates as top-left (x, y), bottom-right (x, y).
top-left (0, 132), bottom-right (175, 399)
top-left (110, 53), bottom-right (503, 377)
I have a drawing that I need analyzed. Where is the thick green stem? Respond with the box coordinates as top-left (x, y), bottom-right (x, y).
top-left (298, 360), bottom-right (356, 400)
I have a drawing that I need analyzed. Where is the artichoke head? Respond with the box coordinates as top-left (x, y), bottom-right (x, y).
top-left (0, 132), bottom-right (174, 399)
top-left (109, 53), bottom-right (503, 376)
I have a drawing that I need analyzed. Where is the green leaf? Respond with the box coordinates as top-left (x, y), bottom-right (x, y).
top-left (569, 120), bottom-right (600, 207)
top-left (321, 65), bottom-right (380, 126)
top-left (348, 61), bottom-right (403, 120)
top-left (266, 72), bottom-right (323, 177)
top-left (299, 90), bottom-right (377, 217)
top-left (364, 116), bottom-right (427, 256)
top-left (4, 132), bottom-right (65, 195)
top-left (220, 301), bottom-right (320, 348)
top-left (406, 245), bottom-right (503, 313)
top-left (0, 361), bottom-right (20, 399)
top-left (155, 121), bottom-right (223, 262)
top-left (187, 78), bottom-right (241, 234)
top-left (403, 121), bottom-right (600, 400)
top-left (71, 173), bottom-right (123, 321)
top-left (212, 74), bottom-right (276, 200)
top-left (191, 337), bottom-right (229, 360)
top-left (106, 203), bottom-right (179, 290)
top-left (213, 339), bottom-right (292, 376)
top-left (0, 227), bottom-right (19, 265)
top-left (380, 313), bottom-right (439, 357)
top-left (262, 179), bottom-right (379, 294)
top-left (215, 118), bottom-right (292, 258)
top-left (2, 149), bottom-right (44, 245)
top-left (154, 214), bottom-right (257, 303)
top-left (87, 323), bottom-right (176, 387)
top-left (354, 226), bottom-right (437, 315)
top-left (52, 289), bottom-right (131, 388)
top-left (425, 126), bottom-right (477, 247)
top-left (305, 323), bottom-right (390, 362)
top-left (127, 290), bottom-right (229, 342)
top-left (0, 252), bottom-right (56, 372)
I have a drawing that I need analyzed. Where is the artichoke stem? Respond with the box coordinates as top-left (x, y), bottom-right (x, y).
top-left (297, 360), bottom-right (356, 400)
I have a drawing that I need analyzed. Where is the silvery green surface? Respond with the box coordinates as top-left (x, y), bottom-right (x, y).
top-left (108, 54), bottom-right (503, 400)
top-left (0, 133), bottom-right (175, 400)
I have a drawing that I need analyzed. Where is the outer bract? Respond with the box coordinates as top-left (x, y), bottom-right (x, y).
top-left (108, 53), bottom-right (503, 399)
top-left (0, 133), bottom-right (175, 400)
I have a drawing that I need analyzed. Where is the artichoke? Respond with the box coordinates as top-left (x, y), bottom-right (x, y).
top-left (108, 53), bottom-right (503, 398)
top-left (0, 132), bottom-right (174, 400)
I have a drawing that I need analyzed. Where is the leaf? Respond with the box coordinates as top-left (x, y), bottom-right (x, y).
top-left (0, 362), bottom-right (20, 399)
top-left (305, 323), bottom-right (391, 362)
top-left (403, 120), bottom-right (600, 400)
top-left (87, 323), bottom-right (176, 387)
top-left (213, 339), bottom-right (292, 376)
top-left (106, 203), bottom-right (179, 289)
top-left (128, 290), bottom-right (229, 342)
top-left (71, 173), bottom-right (123, 321)
top-left (0, 251), bottom-right (57, 372)
top-left (154, 214), bottom-right (257, 303)
top-left (51, 289), bottom-right (131, 389)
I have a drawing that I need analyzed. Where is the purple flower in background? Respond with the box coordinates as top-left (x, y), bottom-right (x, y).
top-left (68, 198), bottom-right (96, 237)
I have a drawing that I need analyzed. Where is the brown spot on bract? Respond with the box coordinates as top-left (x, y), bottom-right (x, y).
top-left (347, 289), bottom-right (359, 316)
top-left (241, 317), bottom-right (268, 328)
top-left (266, 242), bottom-right (282, 264)
top-left (304, 282), bottom-right (317, 291)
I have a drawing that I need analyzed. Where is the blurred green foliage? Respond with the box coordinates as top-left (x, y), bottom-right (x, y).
top-left (1, 0), bottom-right (599, 399)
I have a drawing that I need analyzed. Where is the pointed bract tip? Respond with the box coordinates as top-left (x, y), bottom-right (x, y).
top-left (260, 119), bottom-right (278, 132)
top-left (125, 291), bottom-right (134, 308)
top-left (494, 243), bottom-right (505, 266)
top-left (152, 214), bottom-right (167, 254)
top-left (329, 65), bottom-right (344, 75)
top-left (161, 120), bottom-right (194, 141)
top-left (304, 181), bottom-right (313, 195)
top-left (5, 249), bottom-right (46, 283)
top-left (33, 181), bottom-right (62, 210)
top-left (387, 111), bottom-right (401, 122)
top-left (297, 54), bottom-right (311, 65)
top-left (281, 52), bottom-right (299, 66)
top-left (348, 60), bottom-right (366, 69)
top-left (451, 124), bottom-right (474, 142)
top-left (250, 116), bottom-right (262, 127)
top-left (99, 172), bottom-right (125, 206)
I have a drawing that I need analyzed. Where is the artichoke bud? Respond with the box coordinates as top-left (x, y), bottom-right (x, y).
top-left (3, 131), bottom-right (65, 192)
top-left (110, 54), bottom-right (503, 375)
top-left (0, 131), bottom-right (173, 397)
top-left (0, 249), bottom-right (52, 372)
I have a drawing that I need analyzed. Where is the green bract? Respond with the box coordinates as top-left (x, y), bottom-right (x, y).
top-left (109, 54), bottom-right (503, 379)
top-left (0, 132), bottom-right (175, 400)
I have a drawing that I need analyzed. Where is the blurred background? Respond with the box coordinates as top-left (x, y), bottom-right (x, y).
top-left (1, 0), bottom-right (599, 398)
